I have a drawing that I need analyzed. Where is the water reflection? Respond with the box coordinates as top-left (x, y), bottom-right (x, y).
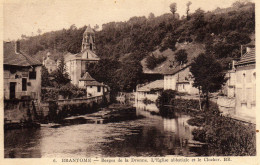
top-left (5, 102), bottom-right (204, 158)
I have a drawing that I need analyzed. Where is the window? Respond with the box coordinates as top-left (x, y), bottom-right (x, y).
top-left (97, 86), bottom-right (101, 92)
top-left (90, 86), bottom-right (92, 88)
top-left (29, 71), bottom-right (36, 79)
top-left (22, 78), bottom-right (27, 91)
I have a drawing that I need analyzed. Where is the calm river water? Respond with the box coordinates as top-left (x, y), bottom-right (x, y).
top-left (4, 102), bottom-right (206, 158)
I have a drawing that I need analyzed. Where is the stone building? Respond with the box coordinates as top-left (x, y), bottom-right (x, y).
top-left (234, 47), bottom-right (256, 118)
top-left (42, 52), bottom-right (57, 73)
top-left (135, 80), bottom-right (164, 102)
top-left (4, 41), bottom-right (42, 100)
top-left (78, 72), bottom-right (108, 97)
top-left (65, 25), bottom-right (100, 86)
top-left (164, 65), bottom-right (198, 95)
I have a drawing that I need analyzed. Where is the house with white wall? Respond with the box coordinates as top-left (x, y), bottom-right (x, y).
top-left (79, 72), bottom-right (108, 97)
top-left (234, 47), bottom-right (255, 118)
top-left (164, 65), bottom-right (198, 95)
top-left (4, 41), bottom-right (42, 100)
top-left (135, 80), bottom-right (164, 102)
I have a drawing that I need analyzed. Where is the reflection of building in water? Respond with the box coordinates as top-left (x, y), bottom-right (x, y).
top-left (163, 117), bottom-right (193, 156)
top-left (135, 100), bottom-right (196, 156)
top-left (135, 80), bottom-right (164, 102)
top-left (135, 101), bottom-right (159, 112)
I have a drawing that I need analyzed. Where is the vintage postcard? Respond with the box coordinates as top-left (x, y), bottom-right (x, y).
top-left (1, 0), bottom-right (259, 164)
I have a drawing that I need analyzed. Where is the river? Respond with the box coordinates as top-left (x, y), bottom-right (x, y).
top-left (4, 102), bottom-right (206, 158)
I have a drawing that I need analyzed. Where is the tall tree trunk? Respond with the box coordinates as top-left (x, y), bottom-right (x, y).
top-left (206, 91), bottom-right (209, 111)
top-left (198, 87), bottom-right (202, 111)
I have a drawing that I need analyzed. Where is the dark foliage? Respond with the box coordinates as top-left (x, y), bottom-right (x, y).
top-left (13, 2), bottom-right (254, 93)
top-left (175, 49), bottom-right (188, 64)
top-left (156, 90), bottom-right (176, 109)
top-left (190, 53), bottom-right (227, 109)
top-left (146, 54), bottom-right (167, 69)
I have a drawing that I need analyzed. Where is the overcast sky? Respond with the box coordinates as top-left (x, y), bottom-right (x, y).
top-left (3, 0), bottom-right (251, 41)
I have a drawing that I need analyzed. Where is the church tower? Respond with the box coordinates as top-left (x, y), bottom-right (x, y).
top-left (81, 25), bottom-right (95, 52)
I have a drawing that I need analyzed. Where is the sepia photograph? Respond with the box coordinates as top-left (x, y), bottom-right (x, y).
top-left (2, 0), bottom-right (257, 160)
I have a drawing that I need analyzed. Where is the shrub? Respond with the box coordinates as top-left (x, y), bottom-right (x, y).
top-left (58, 83), bottom-right (86, 99)
top-left (192, 115), bottom-right (256, 156)
top-left (175, 49), bottom-right (188, 64)
top-left (156, 89), bottom-right (177, 108)
top-left (41, 88), bottom-right (59, 101)
top-left (187, 116), bottom-right (205, 127)
top-left (146, 54), bottom-right (167, 70)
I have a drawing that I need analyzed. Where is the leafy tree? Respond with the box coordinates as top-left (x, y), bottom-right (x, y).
top-left (190, 53), bottom-right (227, 110)
top-left (41, 66), bottom-right (51, 87)
top-left (50, 56), bottom-right (70, 87)
top-left (169, 3), bottom-right (177, 15)
top-left (116, 60), bottom-right (143, 92)
top-left (175, 49), bottom-right (188, 64)
top-left (146, 54), bottom-right (166, 70)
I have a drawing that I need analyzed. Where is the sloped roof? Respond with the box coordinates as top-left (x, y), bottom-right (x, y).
top-left (79, 72), bottom-right (104, 86)
top-left (64, 49), bottom-right (99, 62)
top-left (235, 48), bottom-right (255, 66)
top-left (163, 64), bottom-right (191, 75)
top-left (80, 72), bottom-right (95, 81)
top-left (4, 42), bottom-right (42, 66)
top-left (76, 49), bottom-right (100, 60)
top-left (84, 25), bottom-right (95, 34)
top-left (137, 80), bottom-right (164, 92)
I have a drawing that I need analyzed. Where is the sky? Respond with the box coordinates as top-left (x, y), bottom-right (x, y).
top-left (3, 0), bottom-right (250, 41)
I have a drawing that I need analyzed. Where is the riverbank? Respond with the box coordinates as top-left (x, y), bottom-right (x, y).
top-left (159, 98), bottom-right (256, 156)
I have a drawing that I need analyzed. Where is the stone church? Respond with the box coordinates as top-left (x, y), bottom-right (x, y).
top-left (64, 25), bottom-right (100, 86)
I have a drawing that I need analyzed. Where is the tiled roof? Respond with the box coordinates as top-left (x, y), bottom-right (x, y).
top-left (84, 81), bottom-right (104, 86)
top-left (80, 72), bottom-right (95, 81)
top-left (163, 64), bottom-right (191, 75)
top-left (64, 49), bottom-right (99, 62)
top-left (236, 48), bottom-right (255, 66)
top-left (4, 42), bottom-right (42, 66)
top-left (79, 72), bottom-right (104, 86)
top-left (137, 80), bottom-right (164, 92)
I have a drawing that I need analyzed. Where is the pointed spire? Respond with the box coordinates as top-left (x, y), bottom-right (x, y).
top-left (84, 24), bottom-right (94, 34)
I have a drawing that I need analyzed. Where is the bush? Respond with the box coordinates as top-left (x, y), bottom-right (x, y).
top-left (187, 116), bottom-right (205, 127)
top-left (41, 88), bottom-right (59, 101)
top-left (146, 54), bottom-right (167, 70)
top-left (175, 49), bottom-right (188, 64)
top-left (156, 89), bottom-right (177, 108)
top-left (192, 115), bottom-right (256, 156)
top-left (58, 83), bottom-right (86, 99)
top-left (192, 128), bottom-right (207, 142)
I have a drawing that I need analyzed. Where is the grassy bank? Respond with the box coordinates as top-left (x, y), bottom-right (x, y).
top-left (157, 93), bottom-right (256, 156)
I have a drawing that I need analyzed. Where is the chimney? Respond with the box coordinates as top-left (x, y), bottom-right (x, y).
top-left (15, 41), bottom-right (20, 54)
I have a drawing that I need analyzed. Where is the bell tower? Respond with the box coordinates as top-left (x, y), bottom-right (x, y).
top-left (81, 25), bottom-right (95, 52)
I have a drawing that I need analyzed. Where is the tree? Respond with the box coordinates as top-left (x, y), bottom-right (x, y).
top-left (175, 49), bottom-right (188, 64)
top-left (51, 56), bottom-right (71, 87)
top-left (41, 66), bottom-right (51, 87)
top-left (169, 3), bottom-right (177, 15)
top-left (148, 12), bottom-right (155, 20)
top-left (116, 60), bottom-right (144, 92)
top-left (190, 53), bottom-right (227, 110)
top-left (186, 1), bottom-right (192, 20)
